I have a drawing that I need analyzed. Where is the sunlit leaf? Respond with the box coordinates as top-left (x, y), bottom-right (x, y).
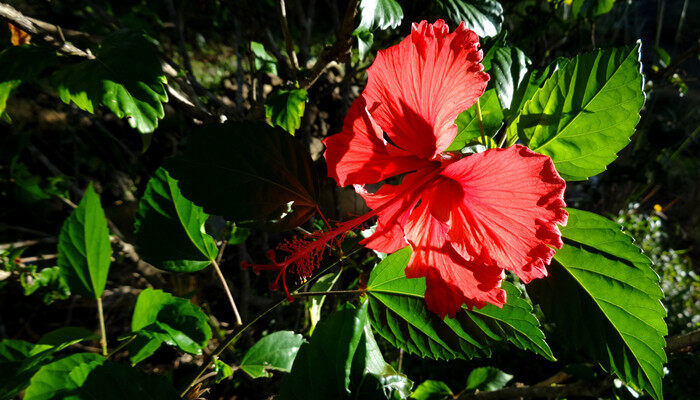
top-left (240, 331), bottom-right (306, 378)
top-left (507, 43), bottom-right (644, 180)
top-left (529, 208), bottom-right (667, 400)
top-left (57, 183), bottom-right (111, 299)
top-left (434, 0), bottom-right (503, 38)
top-left (265, 88), bottom-right (308, 135)
top-left (447, 89), bottom-right (503, 151)
top-left (411, 380), bottom-right (453, 400)
top-left (465, 366), bottom-right (512, 391)
top-left (366, 247), bottom-right (554, 361)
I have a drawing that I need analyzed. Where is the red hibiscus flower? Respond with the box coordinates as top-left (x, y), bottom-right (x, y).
top-left (245, 20), bottom-right (567, 319)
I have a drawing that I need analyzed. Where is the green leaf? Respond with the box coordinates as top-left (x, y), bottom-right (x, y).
top-left (51, 30), bottom-right (167, 134)
top-left (24, 353), bottom-right (180, 400)
top-left (251, 41), bottom-right (278, 75)
top-left (278, 303), bottom-right (368, 399)
top-left (410, 380), bottom-right (453, 400)
top-left (214, 359), bottom-right (234, 383)
top-left (355, 30), bottom-right (374, 61)
top-left (240, 331), bottom-right (306, 378)
top-left (129, 288), bottom-right (212, 362)
top-left (57, 183), bottom-right (112, 299)
top-left (0, 45), bottom-right (57, 123)
top-left (0, 330), bottom-right (96, 400)
top-left (505, 63), bottom-right (556, 125)
top-left (134, 167), bottom-right (217, 273)
top-left (465, 367), bottom-right (513, 391)
top-left (447, 89), bottom-right (503, 151)
top-left (167, 121), bottom-right (319, 231)
top-left (507, 43), bottom-right (644, 180)
top-left (265, 89), bottom-right (308, 135)
top-left (572, 0), bottom-right (616, 18)
top-left (434, 0), bottom-right (503, 38)
top-left (356, 0), bottom-right (404, 32)
top-left (37, 327), bottom-right (98, 347)
top-left (24, 353), bottom-right (105, 400)
top-left (351, 322), bottom-right (413, 399)
top-left (488, 46), bottom-right (531, 115)
top-left (307, 271), bottom-right (342, 335)
top-left (528, 208), bottom-right (667, 400)
top-left (366, 247), bottom-right (554, 361)
top-left (22, 266), bottom-right (71, 304)
top-left (228, 225), bottom-right (251, 245)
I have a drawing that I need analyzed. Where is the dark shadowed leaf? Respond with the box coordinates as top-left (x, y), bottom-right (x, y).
top-left (134, 167), bottom-right (217, 273)
top-left (167, 121), bottom-right (318, 231)
top-left (465, 366), bottom-right (512, 391)
top-left (434, 0), bottom-right (503, 38)
top-left (488, 46), bottom-right (530, 115)
top-left (265, 89), bottom-right (308, 135)
top-left (447, 89), bottom-right (503, 151)
top-left (307, 271), bottom-right (342, 335)
top-left (57, 183), bottom-right (111, 299)
top-left (366, 247), bottom-right (554, 361)
top-left (572, 0), bottom-right (616, 18)
top-left (0, 46), bottom-right (57, 118)
top-left (240, 331), bottom-right (306, 378)
top-left (51, 30), bottom-right (167, 135)
top-left (37, 327), bottom-right (98, 347)
top-left (356, 0), bottom-right (404, 32)
top-left (528, 208), bottom-right (667, 400)
top-left (507, 43), bottom-right (644, 180)
top-left (24, 353), bottom-right (180, 400)
top-left (128, 288), bottom-right (211, 364)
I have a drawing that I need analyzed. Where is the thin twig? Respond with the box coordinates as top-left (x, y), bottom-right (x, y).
top-left (106, 335), bottom-right (136, 359)
top-left (291, 289), bottom-right (364, 297)
top-left (278, 0), bottom-right (300, 73)
top-left (211, 259), bottom-right (243, 327)
top-left (299, 0), bottom-right (360, 90)
top-left (0, 237), bottom-right (56, 251)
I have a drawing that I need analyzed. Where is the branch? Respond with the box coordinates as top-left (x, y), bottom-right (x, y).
top-left (299, 0), bottom-right (359, 90)
top-left (0, 3), bottom-right (93, 58)
top-left (456, 377), bottom-right (614, 400)
top-left (278, 0), bottom-right (299, 72)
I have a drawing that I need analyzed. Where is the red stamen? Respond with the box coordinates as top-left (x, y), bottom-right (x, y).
top-left (241, 167), bottom-right (442, 300)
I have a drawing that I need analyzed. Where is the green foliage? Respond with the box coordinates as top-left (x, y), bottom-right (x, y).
top-left (617, 204), bottom-right (698, 334)
top-left (572, 0), bottom-right (616, 18)
top-left (488, 46), bottom-right (531, 116)
top-left (279, 302), bottom-right (411, 399)
top-left (240, 331), bottom-right (306, 378)
top-left (265, 89), bottom-right (308, 135)
top-left (167, 121), bottom-right (319, 231)
top-left (366, 247), bottom-right (554, 361)
top-left (0, 45), bottom-right (57, 120)
top-left (251, 41), bottom-right (278, 75)
top-left (23, 353), bottom-right (180, 399)
top-left (128, 288), bottom-right (212, 364)
top-left (57, 183), bottom-right (112, 299)
top-left (434, 0), bottom-right (503, 38)
top-left (0, 328), bottom-right (97, 398)
top-left (447, 89), bottom-right (503, 151)
top-left (529, 208), bottom-right (667, 400)
top-left (465, 366), bottom-right (512, 391)
top-left (51, 30), bottom-right (167, 135)
top-left (18, 265), bottom-right (71, 304)
top-left (134, 167), bottom-right (217, 273)
top-left (307, 271), bottom-right (342, 334)
top-left (508, 43), bottom-right (644, 180)
top-left (354, 0), bottom-right (404, 60)
top-left (410, 380), bottom-right (453, 400)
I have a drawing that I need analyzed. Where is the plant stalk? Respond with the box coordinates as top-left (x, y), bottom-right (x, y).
top-left (476, 98), bottom-right (486, 146)
top-left (211, 259), bottom-right (243, 326)
top-left (96, 297), bottom-right (107, 356)
top-left (291, 289), bottom-right (364, 297)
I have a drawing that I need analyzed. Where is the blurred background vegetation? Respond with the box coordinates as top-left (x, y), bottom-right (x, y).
top-left (0, 0), bottom-right (697, 399)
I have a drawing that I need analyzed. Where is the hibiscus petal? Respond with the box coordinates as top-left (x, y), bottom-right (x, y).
top-left (363, 20), bottom-right (489, 160)
top-left (440, 145), bottom-right (568, 283)
top-left (403, 185), bottom-right (506, 319)
top-left (356, 168), bottom-right (438, 253)
top-left (323, 96), bottom-right (429, 187)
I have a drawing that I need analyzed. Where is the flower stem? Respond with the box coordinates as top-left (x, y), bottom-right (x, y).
top-left (212, 259), bottom-right (243, 326)
top-left (476, 98), bottom-right (486, 145)
top-left (181, 249), bottom-right (359, 397)
top-left (96, 297), bottom-right (107, 356)
top-left (291, 289), bottom-right (364, 297)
